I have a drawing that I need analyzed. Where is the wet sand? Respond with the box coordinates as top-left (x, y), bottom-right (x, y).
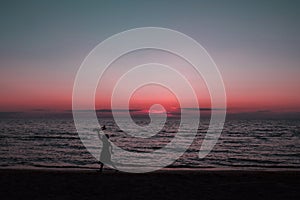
top-left (0, 169), bottom-right (299, 200)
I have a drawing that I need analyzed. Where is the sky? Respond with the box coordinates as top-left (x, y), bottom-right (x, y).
top-left (0, 0), bottom-right (300, 113)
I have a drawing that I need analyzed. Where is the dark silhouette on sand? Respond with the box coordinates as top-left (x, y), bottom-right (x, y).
top-left (95, 126), bottom-right (115, 173)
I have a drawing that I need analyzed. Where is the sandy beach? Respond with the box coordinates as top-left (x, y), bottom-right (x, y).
top-left (0, 169), bottom-right (299, 200)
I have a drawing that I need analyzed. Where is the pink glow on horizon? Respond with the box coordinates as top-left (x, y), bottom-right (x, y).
top-left (1, 79), bottom-right (300, 112)
top-left (1, 53), bottom-right (300, 113)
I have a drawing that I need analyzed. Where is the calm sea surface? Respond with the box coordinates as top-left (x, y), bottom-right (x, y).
top-left (1, 117), bottom-right (299, 170)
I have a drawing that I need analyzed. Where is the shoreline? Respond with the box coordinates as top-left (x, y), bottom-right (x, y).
top-left (1, 166), bottom-right (300, 173)
top-left (1, 169), bottom-right (299, 200)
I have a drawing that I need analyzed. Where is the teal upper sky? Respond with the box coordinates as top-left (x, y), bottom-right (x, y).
top-left (1, 0), bottom-right (299, 63)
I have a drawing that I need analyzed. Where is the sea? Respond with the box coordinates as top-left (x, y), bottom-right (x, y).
top-left (1, 113), bottom-right (300, 171)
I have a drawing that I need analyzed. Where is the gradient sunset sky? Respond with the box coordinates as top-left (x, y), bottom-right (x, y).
top-left (0, 0), bottom-right (299, 113)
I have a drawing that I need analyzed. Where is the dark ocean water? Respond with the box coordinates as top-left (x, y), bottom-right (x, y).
top-left (0, 117), bottom-right (299, 170)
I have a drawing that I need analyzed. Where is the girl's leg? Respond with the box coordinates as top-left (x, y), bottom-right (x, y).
top-left (99, 162), bottom-right (104, 173)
